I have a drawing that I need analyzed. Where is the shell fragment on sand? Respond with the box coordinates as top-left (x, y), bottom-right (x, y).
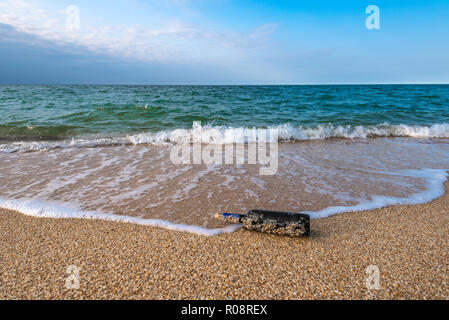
top-left (215, 209), bottom-right (310, 237)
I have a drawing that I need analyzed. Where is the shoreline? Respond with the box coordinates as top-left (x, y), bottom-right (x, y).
top-left (1, 184), bottom-right (449, 299)
top-left (2, 128), bottom-right (449, 155)
top-left (0, 168), bottom-right (446, 235)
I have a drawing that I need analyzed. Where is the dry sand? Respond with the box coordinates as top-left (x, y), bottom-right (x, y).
top-left (1, 184), bottom-right (448, 300)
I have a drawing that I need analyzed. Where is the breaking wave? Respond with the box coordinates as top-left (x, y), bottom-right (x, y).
top-left (1, 123), bottom-right (449, 153)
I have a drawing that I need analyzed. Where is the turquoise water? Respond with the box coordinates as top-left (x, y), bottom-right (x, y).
top-left (1, 85), bottom-right (449, 143)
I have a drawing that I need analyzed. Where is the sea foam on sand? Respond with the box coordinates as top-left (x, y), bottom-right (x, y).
top-left (0, 198), bottom-right (242, 236)
top-left (0, 168), bottom-right (447, 236)
top-left (306, 168), bottom-right (448, 218)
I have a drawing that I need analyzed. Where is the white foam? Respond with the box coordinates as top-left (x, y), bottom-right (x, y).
top-left (1, 169), bottom-right (447, 234)
top-left (2, 123), bottom-right (449, 153)
top-left (306, 168), bottom-right (448, 218)
top-left (0, 198), bottom-right (242, 236)
top-left (275, 123), bottom-right (449, 140)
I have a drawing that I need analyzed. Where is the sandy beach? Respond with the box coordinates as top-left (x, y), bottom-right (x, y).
top-left (0, 182), bottom-right (447, 300)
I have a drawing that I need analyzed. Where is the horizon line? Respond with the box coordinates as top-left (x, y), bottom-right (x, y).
top-left (1, 83), bottom-right (449, 86)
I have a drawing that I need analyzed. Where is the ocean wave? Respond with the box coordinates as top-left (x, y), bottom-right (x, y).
top-left (1, 123), bottom-right (449, 153)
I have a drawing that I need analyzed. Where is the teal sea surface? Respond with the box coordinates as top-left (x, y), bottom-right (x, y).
top-left (0, 85), bottom-right (448, 145)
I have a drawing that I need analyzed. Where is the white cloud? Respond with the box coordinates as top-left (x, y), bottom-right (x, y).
top-left (0, 0), bottom-right (277, 65)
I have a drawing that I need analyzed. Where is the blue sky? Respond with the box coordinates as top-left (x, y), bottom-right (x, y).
top-left (1, 0), bottom-right (449, 84)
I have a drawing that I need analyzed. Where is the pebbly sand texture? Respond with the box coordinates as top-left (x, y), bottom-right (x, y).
top-left (1, 186), bottom-right (448, 300)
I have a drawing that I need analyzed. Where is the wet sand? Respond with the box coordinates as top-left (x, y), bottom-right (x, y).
top-left (1, 184), bottom-right (448, 300)
top-left (2, 140), bottom-right (448, 229)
